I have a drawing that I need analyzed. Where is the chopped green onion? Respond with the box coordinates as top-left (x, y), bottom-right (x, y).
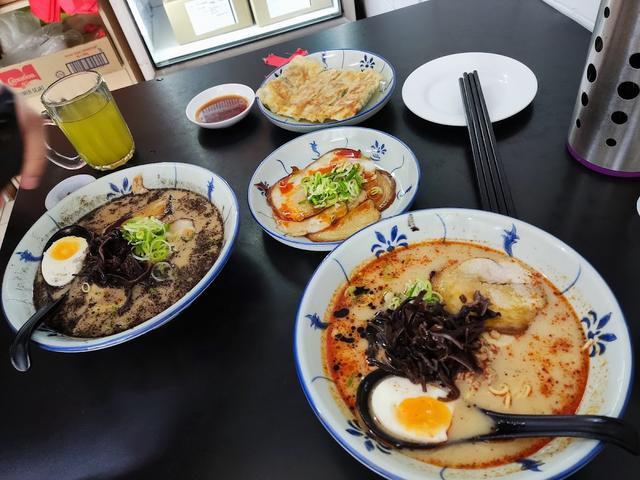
top-left (151, 261), bottom-right (174, 282)
top-left (301, 164), bottom-right (364, 208)
top-left (369, 186), bottom-right (382, 197)
top-left (383, 279), bottom-right (442, 310)
top-left (120, 216), bottom-right (172, 263)
top-left (403, 279), bottom-right (442, 304)
top-left (383, 291), bottom-right (402, 310)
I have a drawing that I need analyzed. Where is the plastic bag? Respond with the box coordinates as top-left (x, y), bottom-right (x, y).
top-left (0, 11), bottom-right (82, 67)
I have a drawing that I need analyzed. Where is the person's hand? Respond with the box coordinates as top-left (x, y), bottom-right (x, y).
top-left (14, 97), bottom-right (46, 190)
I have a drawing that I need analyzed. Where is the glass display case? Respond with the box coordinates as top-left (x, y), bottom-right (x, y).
top-left (123, 0), bottom-right (343, 68)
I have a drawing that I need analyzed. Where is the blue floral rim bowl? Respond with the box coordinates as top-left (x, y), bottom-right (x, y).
top-left (1, 163), bottom-right (240, 352)
top-left (257, 49), bottom-right (396, 132)
top-left (248, 126), bottom-right (421, 251)
top-left (294, 208), bottom-right (632, 480)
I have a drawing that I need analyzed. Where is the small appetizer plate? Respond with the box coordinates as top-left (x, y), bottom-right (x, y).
top-left (2, 163), bottom-right (240, 352)
top-left (402, 52), bottom-right (537, 126)
top-left (295, 208), bottom-right (631, 480)
top-left (248, 126), bottom-right (420, 251)
top-left (186, 83), bottom-right (255, 129)
top-left (257, 49), bottom-right (396, 133)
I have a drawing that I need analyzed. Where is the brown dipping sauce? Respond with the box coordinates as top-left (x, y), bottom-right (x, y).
top-left (197, 95), bottom-right (248, 123)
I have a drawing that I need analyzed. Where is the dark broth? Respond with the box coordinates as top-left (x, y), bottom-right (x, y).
top-left (34, 189), bottom-right (224, 338)
top-left (196, 95), bottom-right (248, 123)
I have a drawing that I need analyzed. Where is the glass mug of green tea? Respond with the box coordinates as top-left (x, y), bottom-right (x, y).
top-left (40, 71), bottom-right (134, 170)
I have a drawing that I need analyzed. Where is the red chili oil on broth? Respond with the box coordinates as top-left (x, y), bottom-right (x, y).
top-left (324, 240), bottom-right (589, 469)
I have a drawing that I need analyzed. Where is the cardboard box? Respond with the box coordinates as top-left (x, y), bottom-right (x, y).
top-left (249, 0), bottom-right (332, 27)
top-left (0, 37), bottom-right (122, 100)
top-left (163, 0), bottom-right (253, 45)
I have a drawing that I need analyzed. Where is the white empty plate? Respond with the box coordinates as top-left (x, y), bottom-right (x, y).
top-left (402, 52), bottom-right (538, 126)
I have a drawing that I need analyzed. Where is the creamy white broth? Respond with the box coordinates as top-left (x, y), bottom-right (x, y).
top-left (324, 241), bottom-right (588, 469)
top-left (446, 402), bottom-right (495, 441)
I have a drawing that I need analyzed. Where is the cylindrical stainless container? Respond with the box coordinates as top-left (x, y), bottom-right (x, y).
top-left (568, 0), bottom-right (640, 177)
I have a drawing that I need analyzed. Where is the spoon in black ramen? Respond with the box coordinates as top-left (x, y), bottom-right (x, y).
top-left (356, 369), bottom-right (639, 455)
top-left (9, 225), bottom-right (93, 372)
top-left (9, 293), bottom-right (67, 372)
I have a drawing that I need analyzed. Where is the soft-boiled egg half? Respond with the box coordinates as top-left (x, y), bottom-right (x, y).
top-left (370, 376), bottom-right (454, 444)
top-left (41, 236), bottom-right (89, 287)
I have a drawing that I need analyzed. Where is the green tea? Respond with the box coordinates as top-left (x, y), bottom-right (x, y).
top-left (54, 91), bottom-right (134, 170)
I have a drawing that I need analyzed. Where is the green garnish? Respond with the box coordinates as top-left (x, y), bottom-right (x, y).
top-left (301, 165), bottom-right (364, 208)
top-left (120, 216), bottom-right (172, 263)
top-left (403, 279), bottom-right (441, 303)
top-left (369, 186), bottom-right (382, 197)
top-left (384, 279), bottom-right (442, 310)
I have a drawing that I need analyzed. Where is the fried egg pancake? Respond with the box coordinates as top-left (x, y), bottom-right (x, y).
top-left (257, 56), bottom-right (384, 123)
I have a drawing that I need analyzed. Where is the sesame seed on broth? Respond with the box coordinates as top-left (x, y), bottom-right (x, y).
top-left (33, 189), bottom-right (223, 338)
top-left (323, 240), bottom-right (589, 469)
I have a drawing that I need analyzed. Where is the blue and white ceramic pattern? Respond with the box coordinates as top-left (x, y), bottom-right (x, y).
top-left (257, 49), bottom-right (396, 132)
top-left (294, 208), bottom-right (632, 480)
top-left (248, 127), bottom-right (420, 251)
top-left (1, 163), bottom-right (240, 353)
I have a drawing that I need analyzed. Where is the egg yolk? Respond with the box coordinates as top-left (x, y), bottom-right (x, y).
top-left (49, 238), bottom-right (81, 261)
top-left (395, 396), bottom-right (452, 435)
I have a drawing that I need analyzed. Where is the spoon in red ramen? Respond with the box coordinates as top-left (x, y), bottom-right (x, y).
top-left (356, 369), bottom-right (639, 455)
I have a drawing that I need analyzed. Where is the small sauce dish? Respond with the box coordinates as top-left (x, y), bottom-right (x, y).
top-left (45, 174), bottom-right (96, 210)
top-left (186, 83), bottom-right (255, 129)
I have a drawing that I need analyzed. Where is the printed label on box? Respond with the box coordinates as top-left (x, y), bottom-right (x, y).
top-left (0, 65), bottom-right (41, 89)
top-left (66, 52), bottom-right (110, 73)
top-left (18, 84), bottom-right (45, 98)
top-left (266, 0), bottom-right (311, 18)
top-left (184, 0), bottom-right (237, 36)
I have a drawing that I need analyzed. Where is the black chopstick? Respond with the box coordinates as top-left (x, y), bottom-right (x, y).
top-left (459, 75), bottom-right (494, 212)
top-left (470, 71), bottom-right (516, 217)
top-left (458, 71), bottom-right (517, 217)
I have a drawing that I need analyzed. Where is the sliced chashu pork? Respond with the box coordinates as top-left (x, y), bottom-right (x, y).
top-left (267, 148), bottom-right (378, 222)
top-left (275, 190), bottom-right (367, 236)
top-left (307, 199), bottom-right (381, 242)
top-left (432, 257), bottom-right (547, 334)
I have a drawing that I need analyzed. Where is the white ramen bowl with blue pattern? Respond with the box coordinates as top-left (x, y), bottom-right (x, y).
top-left (1, 163), bottom-right (240, 352)
top-left (257, 49), bottom-right (395, 132)
top-left (295, 208), bottom-right (632, 480)
top-left (248, 126), bottom-right (420, 251)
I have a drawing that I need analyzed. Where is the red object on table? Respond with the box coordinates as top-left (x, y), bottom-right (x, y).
top-left (28, 0), bottom-right (98, 23)
top-left (263, 48), bottom-right (308, 68)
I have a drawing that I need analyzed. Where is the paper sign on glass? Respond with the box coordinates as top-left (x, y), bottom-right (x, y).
top-left (266, 0), bottom-right (311, 18)
top-left (184, 0), bottom-right (237, 36)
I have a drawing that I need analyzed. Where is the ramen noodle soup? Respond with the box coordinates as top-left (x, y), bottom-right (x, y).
top-left (324, 240), bottom-right (589, 468)
top-left (33, 185), bottom-right (223, 338)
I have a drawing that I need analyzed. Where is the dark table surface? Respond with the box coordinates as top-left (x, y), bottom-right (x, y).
top-left (1, 0), bottom-right (638, 478)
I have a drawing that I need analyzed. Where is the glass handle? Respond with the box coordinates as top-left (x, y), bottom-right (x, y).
top-left (41, 112), bottom-right (86, 170)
